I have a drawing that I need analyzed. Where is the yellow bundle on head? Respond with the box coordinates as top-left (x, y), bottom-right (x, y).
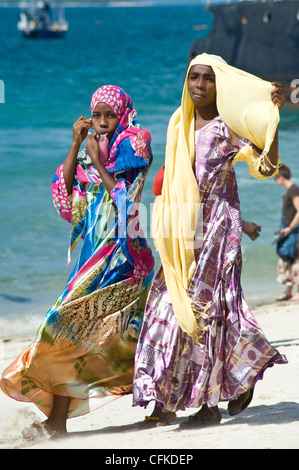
top-left (152, 53), bottom-right (280, 339)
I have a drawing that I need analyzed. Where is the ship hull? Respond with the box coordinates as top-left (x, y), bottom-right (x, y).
top-left (189, 0), bottom-right (299, 86)
top-left (21, 29), bottom-right (67, 38)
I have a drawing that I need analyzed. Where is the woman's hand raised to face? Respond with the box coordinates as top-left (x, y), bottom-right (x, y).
top-left (86, 131), bottom-right (100, 163)
top-left (72, 116), bottom-right (93, 146)
top-left (63, 116), bottom-right (92, 195)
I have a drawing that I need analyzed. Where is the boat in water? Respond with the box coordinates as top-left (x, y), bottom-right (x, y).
top-left (188, 0), bottom-right (299, 97)
top-left (18, 1), bottom-right (68, 38)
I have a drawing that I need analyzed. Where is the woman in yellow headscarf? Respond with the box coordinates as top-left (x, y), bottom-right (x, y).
top-left (133, 54), bottom-right (287, 428)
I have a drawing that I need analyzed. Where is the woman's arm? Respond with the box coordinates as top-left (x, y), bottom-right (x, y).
top-left (64, 116), bottom-right (92, 195)
top-left (259, 128), bottom-right (279, 177)
top-left (255, 82), bottom-right (286, 177)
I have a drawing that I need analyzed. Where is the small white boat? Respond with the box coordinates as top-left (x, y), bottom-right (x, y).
top-left (18, 1), bottom-right (68, 38)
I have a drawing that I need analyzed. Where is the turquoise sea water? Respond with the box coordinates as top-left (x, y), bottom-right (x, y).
top-left (0, 5), bottom-right (298, 337)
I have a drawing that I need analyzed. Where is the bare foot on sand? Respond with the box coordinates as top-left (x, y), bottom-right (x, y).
top-left (22, 418), bottom-right (67, 440)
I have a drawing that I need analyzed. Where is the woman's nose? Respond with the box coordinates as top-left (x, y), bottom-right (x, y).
top-left (99, 116), bottom-right (108, 126)
top-left (196, 79), bottom-right (205, 90)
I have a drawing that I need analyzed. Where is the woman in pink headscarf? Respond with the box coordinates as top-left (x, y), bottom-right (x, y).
top-left (0, 85), bottom-right (154, 438)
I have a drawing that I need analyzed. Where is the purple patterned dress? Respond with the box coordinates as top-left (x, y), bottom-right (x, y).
top-left (133, 117), bottom-right (287, 412)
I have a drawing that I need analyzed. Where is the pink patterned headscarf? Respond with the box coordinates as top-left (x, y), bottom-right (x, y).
top-left (90, 85), bottom-right (135, 129)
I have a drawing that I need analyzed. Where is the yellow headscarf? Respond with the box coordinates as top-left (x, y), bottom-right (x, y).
top-left (152, 53), bottom-right (280, 339)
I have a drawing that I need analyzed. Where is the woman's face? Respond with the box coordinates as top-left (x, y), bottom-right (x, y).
top-left (92, 102), bottom-right (120, 139)
top-left (188, 64), bottom-right (217, 109)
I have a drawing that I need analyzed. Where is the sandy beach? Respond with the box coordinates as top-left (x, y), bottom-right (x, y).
top-left (0, 300), bottom-right (298, 450)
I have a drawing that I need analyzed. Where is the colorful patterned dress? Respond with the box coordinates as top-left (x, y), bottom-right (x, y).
top-left (1, 87), bottom-right (155, 419)
top-left (133, 117), bottom-right (287, 413)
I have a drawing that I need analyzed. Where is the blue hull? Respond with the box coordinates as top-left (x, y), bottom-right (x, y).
top-left (22, 29), bottom-right (66, 38)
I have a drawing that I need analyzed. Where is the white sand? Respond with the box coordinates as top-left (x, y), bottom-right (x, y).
top-left (0, 301), bottom-right (298, 450)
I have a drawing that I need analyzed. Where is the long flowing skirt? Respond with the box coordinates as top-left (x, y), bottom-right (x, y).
top-left (133, 266), bottom-right (287, 413)
top-left (1, 276), bottom-right (150, 418)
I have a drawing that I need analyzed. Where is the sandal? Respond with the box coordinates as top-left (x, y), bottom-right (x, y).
top-left (227, 388), bottom-right (254, 416)
top-left (276, 294), bottom-right (292, 301)
top-left (138, 412), bottom-right (177, 428)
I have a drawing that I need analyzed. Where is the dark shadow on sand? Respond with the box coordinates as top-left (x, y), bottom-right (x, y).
top-left (221, 401), bottom-right (299, 428)
top-left (270, 338), bottom-right (299, 348)
top-left (66, 401), bottom-right (299, 438)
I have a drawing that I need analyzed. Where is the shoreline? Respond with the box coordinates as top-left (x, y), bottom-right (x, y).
top-left (0, 293), bottom-right (291, 345)
top-left (1, 299), bottom-right (298, 449)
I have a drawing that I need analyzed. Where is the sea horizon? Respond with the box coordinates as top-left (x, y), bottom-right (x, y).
top-left (0, 0), bottom-right (207, 7)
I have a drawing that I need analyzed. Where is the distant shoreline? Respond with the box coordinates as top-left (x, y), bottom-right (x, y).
top-left (0, 0), bottom-right (206, 8)
top-left (0, 1), bottom-right (156, 7)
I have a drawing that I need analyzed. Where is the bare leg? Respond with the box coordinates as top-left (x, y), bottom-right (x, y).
top-left (289, 285), bottom-right (299, 301)
top-left (277, 284), bottom-right (293, 300)
top-left (22, 394), bottom-right (70, 439)
top-left (43, 395), bottom-right (70, 437)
